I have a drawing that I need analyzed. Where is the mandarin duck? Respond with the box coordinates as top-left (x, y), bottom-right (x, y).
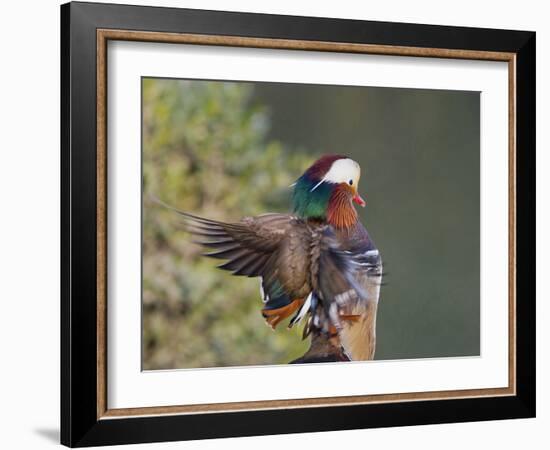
top-left (168, 155), bottom-right (382, 362)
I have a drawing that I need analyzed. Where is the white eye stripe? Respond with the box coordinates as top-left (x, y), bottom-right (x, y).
top-left (310, 179), bottom-right (325, 192)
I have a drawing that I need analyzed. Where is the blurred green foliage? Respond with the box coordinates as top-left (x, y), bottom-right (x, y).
top-left (142, 78), bottom-right (311, 369)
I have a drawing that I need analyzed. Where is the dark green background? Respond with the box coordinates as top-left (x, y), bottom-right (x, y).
top-left (254, 83), bottom-right (481, 360)
top-left (142, 78), bottom-right (480, 369)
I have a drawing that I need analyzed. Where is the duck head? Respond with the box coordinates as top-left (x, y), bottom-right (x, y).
top-left (292, 155), bottom-right (366, 229)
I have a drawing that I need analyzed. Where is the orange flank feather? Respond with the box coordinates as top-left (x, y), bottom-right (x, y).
top-left (262, 298), bottom-right (304, 329)
top-left (327, 325), bottom-right (341, 347)
top-left (340, 314), bottom-right (361, 323)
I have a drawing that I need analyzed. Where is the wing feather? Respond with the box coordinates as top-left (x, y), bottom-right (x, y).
top-left (160, 202), bottom-right (299, 308)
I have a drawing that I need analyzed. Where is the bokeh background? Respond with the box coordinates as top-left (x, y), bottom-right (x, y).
top-left (142, 77), bottom-right (480, 370)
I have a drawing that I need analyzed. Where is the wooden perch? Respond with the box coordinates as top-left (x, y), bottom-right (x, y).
top-left (289, 331), bottom-right (350, 363)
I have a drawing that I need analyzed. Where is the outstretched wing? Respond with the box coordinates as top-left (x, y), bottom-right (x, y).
top-left (165, 205), bottom-right (313, 327)
top-left (182, 211), bottom-right (289, 277)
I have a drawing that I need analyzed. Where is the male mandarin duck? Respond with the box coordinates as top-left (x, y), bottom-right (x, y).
top-left (170, 155), bottom-right (382, 362)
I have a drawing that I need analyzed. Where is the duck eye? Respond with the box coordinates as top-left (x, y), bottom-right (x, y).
top-left (348, 179), bottom-right (353, 186)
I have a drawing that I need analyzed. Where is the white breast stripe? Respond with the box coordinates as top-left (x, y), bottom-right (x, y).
top-left (259, 278), bottom-right (269, 303)
top-left (290, 292), bottom-right (313, 326)
top-left (335, 289), bottom-right (355, 306)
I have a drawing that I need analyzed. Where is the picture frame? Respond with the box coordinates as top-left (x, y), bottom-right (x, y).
top-left (60, 1), bottom-right (536, 447)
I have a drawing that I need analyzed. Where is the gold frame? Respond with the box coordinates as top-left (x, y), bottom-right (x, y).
top-left (96, 29), bottom-right (516, 420)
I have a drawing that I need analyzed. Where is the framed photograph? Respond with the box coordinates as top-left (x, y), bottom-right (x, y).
top-left (61, 1), bottom-right (535, 447)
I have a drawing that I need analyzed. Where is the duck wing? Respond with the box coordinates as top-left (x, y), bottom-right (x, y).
top-left (323, 232), bottom-right (383, 361)
top-left (298, 227), bottom-right (380, 338)
top-left (171, 208), bottom-right (315, 327)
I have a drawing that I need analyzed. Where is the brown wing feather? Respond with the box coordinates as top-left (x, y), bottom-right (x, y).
top-left (168, 208), bottom-right (313, 303)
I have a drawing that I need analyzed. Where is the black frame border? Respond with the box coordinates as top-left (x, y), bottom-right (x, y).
top-left (61, 2), bottom-right (535, 447)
